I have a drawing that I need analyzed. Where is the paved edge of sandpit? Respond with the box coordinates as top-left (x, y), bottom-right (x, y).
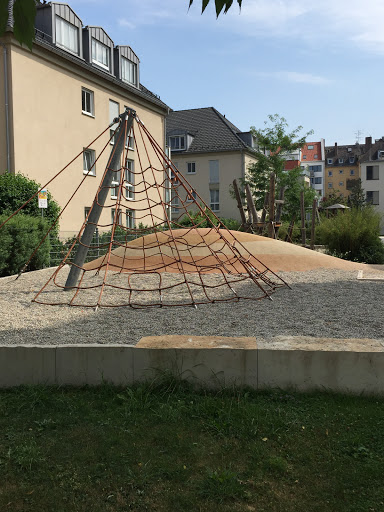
top-left (1, 335), bottom-right (384, 395)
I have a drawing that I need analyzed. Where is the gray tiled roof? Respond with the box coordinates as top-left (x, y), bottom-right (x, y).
top-left (167, 107), bottom-right (254, 154)
top-left (325, 143), bottom-right (367, 165)
top-left (359, 138), bottom-right (384, 162)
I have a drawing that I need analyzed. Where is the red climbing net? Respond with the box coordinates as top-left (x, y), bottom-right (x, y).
top-left (0, 110), bottom-right (289, 309)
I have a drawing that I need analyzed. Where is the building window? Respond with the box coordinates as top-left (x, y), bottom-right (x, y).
top-left (339, 181), bottom-right (344, 186)
top-left (126, 209), bottom-right (135, 229)
top-left (349, 157), bottom-right (355, 164)
top-left (309, 165), bottom-right (322, 172)
top-left (186, 191), bottom-right (197, 202)
top-left (327, 158), bottom-right (333, 164)
top-left (187, 162), bottom-right (196, 174)
top-left (302, 155), bottom-right (307, 159)
top-left (109, 100), bottom-right (119, 143)
top-left (328, 171), bottom-right (333, 177)
top-left (111, 208), bottom-right (122, 225)
top-left (82, 88), bottom-right (94, 116)
top-left (367, 165), bottom-right (379, 180)
top-left (83, 149), bottom-right (96, 176)
top-left (366, 191), bottom-right (379, 205)
top-left (169, 136), bottom-right (185, 150)
top-left (121, 57), bottom-right (137, 86)
top-left (210, 189), bottom-right (220, 211)
top-left (338, 158), bottom-right (344, 164)
top-left (350, 169), bottom-right (355, 176)
top-left (339, 170), bottom-right (343, 174)
top-left (307, 145), bottom-right (314, 150)
top-left (125, 160), bottom-right (134, 200)
top-left (328, 183), bottom-right (333, 189)
top-left (92, 38), bottom-right (110, 71)
top-left (126, 131), bottom-right (134, 150)
top-left (171, 195), bottom-right (179, 213)
top-left (111, 170), bottom-right (121, 198)
top-left (84, 207), bottom-right (91, 220)
top-left (209, 160), bottom-right (219, 184)
top-left (314, 154), bottom-right (318, 159)
top-left (314, 177), bottom-right (322, 185)
top-left (55, 16), bottom-right (79, 54)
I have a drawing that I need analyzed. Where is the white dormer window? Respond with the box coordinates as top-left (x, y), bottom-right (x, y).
top-left (169, 136), bottom-right (185, 151)
top-left (349, 157), bottom-right (354, 163)
top-left (121, 57), bottom-right (137, 86)
top-left (55, 16), bottom-right (79, 54)
top-left (338, 158), bottom-right (344, 164)
top-left (327, 158), bottom-right (333, 164)
top-left (92, 38), bottom-right (110, 70)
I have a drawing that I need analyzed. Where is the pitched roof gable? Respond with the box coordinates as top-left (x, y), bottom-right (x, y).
top-left (167, 107), bottom-right (254, 154)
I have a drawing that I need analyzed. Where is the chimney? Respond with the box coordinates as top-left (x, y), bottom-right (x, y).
top-left (365, 136), bottom-right (372, 147)
top-left (334, 142), bottom-right (337, 156)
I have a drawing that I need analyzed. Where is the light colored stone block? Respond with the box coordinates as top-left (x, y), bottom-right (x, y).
top-left (134, 347), bottom-right (248, 389)
top-left (258, 349), bottom-right (384, 394)
top-left (0, 345), bottom-right (56, 387)
top-left (55, 345), bottom-right (134, 386)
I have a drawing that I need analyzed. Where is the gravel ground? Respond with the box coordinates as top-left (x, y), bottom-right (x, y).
top-left (0, 266), bottom-right (383, 345)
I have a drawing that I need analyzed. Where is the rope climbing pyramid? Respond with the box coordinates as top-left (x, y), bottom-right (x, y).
top-left (1, 108), bottom-right (289, 308)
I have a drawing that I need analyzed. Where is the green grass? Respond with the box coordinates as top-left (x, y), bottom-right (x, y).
top-left (0, 381), bottom-right (383, 511)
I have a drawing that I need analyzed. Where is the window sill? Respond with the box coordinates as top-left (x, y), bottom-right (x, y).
top-left (83, 171), bottom-right (96, 177)
top-left (82, 111), bottom-right (95, 118)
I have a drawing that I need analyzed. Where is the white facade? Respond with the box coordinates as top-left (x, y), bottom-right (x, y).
top-left (360, 159), bottom-right (384, 235)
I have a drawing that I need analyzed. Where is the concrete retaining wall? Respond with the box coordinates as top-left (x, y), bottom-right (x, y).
top-left (1, 336), bottom-right (384, 394)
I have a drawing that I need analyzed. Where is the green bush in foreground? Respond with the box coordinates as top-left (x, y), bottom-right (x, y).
top-left (0, 214), bottom-right (50, 276)
top-left (316, 206), bottom-right (384, 264)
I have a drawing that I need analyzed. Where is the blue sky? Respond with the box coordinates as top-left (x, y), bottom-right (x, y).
top-left (70, 0), bottom-right (383, 146)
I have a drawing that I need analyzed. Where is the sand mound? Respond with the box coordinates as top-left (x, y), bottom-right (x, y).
top-left (83, 228), bottom-right (374, 273)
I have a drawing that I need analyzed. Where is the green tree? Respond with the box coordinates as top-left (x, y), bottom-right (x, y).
top-left (245, 114), bottom-right (316, 220)
top-left (0, 172), bottom-right (60, 234)
top-left (347, 178), bottom-right (366, 210)
top-left (319, 191), bottom-right (347, 209)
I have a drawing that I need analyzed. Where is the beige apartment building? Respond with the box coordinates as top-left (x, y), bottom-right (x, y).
top-left (0, 2), bottom-right (169, 237)
top-left (167, 108), bottom-right (258, 221)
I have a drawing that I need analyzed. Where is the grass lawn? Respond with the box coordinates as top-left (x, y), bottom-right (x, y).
top-left (0, 380), bottom-right (383, 511)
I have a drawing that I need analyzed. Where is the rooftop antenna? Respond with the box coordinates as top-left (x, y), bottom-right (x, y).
top-left (355, 129), bottom-right (363, 144)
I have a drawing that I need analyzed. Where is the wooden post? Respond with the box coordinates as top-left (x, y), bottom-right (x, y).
top-left (268, 172), bottom-right (275, 238)
top-left (300, 190), bottom-right (306, 246)
top-left (285, 215), bottom-right (296, 243)
top-left (274, 186), bottom-right (285, 238)
top-left (260, 192), bottom-right (269, 234)
top-left (245, 183), bottom-right (259, 225)
top-left (310, 198), bottom-right (317, 250)
top-left (232, 179), bottom-right (248, 227)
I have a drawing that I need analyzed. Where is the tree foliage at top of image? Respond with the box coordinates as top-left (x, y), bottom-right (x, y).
top-left (0, 0), bottom-right (36, 49)
top-left (246, 114), bottom-right (316, 220)
top-left (189, 0), bottom-right (242, 16)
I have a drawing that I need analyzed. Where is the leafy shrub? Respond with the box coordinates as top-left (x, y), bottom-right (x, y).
top-left (277, 221), bottom-right (302, 243)
top-left (0, 172), bottom-right (60, 236)
top-left (178, 210), bottom-right (240, 230)
top-left (316, 207), bottom-right (384, 264)
top-left (0, 214), bottom-right (50, 276)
